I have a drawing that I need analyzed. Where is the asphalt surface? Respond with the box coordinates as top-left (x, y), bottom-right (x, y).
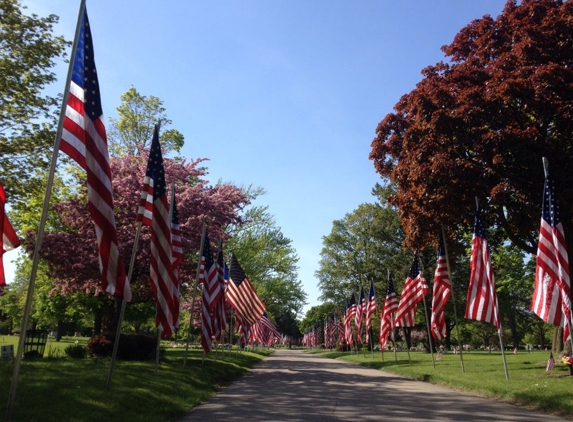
top-left (180, 348), bottom-right (567, 422)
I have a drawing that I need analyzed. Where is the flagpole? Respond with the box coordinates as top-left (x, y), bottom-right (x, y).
top-left (184, 222), bottom-right (206, 366)
top-left (441, 227), bottom-right (465, 373)
top-left (422, 294), bottom-right (436, 369)
top-left (403, 327), bottom-right (412, 365)
top-left (475, 197), bottom-right (509, 380)
top-left (5, 1), bottom-right (86, 419)
top-left (106, 221), bottom-right (143, 388)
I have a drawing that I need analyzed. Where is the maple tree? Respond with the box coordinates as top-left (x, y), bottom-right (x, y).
top-left (370, 0), bottom-right (573, 254)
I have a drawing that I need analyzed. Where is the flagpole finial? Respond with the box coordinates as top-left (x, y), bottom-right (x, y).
top-left (542, 157), bottom-right (549, 177)
top-left (475, 196), bottom-right (479, 210)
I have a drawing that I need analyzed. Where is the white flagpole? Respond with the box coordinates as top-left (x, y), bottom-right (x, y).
top-left (5, 1), bottom-right (86, 419)
top-left (184, 222), bottom-right (206, 366)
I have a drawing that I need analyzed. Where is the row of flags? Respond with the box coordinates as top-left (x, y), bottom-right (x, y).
top-left (311, 162), bottom-right (572, 354)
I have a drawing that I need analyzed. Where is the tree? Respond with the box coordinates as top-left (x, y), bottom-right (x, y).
top-left (370, 0), bottom-right (573, 258)
top-left (0, 0), bottom-right (69, 202)
top-left (226, 187), bottom-right (307, 327)
top-left (21, 152), bottom-right (249, 334)
top-left (107, 86), bottom-right (184, 157)
top-left (316, 184), bottom-right (412, 307)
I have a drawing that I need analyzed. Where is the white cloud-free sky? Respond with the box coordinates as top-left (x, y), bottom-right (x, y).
top-left (6, 0), bottom-right (507, 315)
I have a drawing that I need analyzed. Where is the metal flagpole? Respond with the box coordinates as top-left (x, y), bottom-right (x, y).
top-left (441, 227), bottom-right (465, 373)
top-left (403, 327), bottom-right (412, 365)
top-left (184, 222), bottom-right (206, 366)
top-left (418, 257), bottom-right (435, 369)
top-left (5, 1), bottom-right (86, 419)
top-left (422, 294), bottom-right (436, 369)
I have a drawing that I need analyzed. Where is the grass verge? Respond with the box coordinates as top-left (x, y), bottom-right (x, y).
top-left (0, 335), bottom-right (272, 422)
top-left (307, 349), bottom-right (573, 420)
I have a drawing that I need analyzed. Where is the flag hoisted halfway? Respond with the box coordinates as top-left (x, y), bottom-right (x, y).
top-left (395, 253), bottom-right (428, 327)
top-left (59, 9), bottom-right (130, 301)
top-left (142, 124), bottom-right (175, 338)
top-left (431, 238), bottom-right (452, 341)
top-left (531, 159), bottom-right (572, 342)
top-left (227, 253), bottom-right (265, 326)
top-left (465, 204), bottom-right (501, 331)
top-left (0, 183), bottom-right (20, 288)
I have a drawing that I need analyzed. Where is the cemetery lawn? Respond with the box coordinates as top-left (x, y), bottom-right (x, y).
top-left (0, 336), bottom-right (272, 422)
top-left (309, 349), bottom-right (573, 420)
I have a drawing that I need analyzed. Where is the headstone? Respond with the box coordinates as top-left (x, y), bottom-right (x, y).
top-left (1, 344), bottom-right (14, 359)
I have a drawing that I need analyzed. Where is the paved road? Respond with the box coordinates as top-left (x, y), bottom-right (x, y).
top-left (180, 349), bottom-right (567, 422)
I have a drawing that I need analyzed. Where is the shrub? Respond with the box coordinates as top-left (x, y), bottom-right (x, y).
top-left (65, 344), bottom-right (87, 359)
top-left (87, 333), bottom-right (157, 360)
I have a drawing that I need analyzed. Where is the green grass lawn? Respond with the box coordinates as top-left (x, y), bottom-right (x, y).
top-left (308, 348), bottom-right (573, 420)
top-left (0, 335), bottom-right (272, 422)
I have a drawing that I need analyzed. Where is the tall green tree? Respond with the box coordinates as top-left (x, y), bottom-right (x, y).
top-left (226, 187), bottom-right (307, 329)
top-left (316, 184), bottom-right (411, 308)
top-left (0, 0), bottom-right (69, 202)
top-left (107, 86), bottom-right (184, 156)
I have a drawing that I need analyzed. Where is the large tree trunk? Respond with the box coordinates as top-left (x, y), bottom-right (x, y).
top-left (508, 299), bottom-right (519, 349)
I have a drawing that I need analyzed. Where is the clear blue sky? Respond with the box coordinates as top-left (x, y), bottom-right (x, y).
top-left (8, 0), bottom-right (507, 315)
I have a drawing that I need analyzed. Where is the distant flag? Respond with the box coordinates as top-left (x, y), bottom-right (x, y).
top-left (344, 293), bottom-right (357, 345)
top-left (513, 347), bottom-right (518, 355)
top-left (60, 8), bottom-right (130, 301)
top-left (355, 286), bottom-right (365, 344)
top-left (431, 238), bottom-right (452, 341)
top-left (0, 183), bottom-right (20, 288)
top-left (227, 253), bottom-right (266, 326)
top-left (198, 231), bottom-right (217, 353)
top-left (200, 230), bottom-right (222, 310)
top-left (465, 205), bottom-right (501, 331)
top-left (212, 244), bottom-right (227, 341)
top-left (531, 159), bottom-right (572, 342)
top-left (546, 352), bottom-right (555, 372)
top-left (170, 191), bottom-right (183, 328)
top-left (379, 273), bottom-right (399, 351)
top-left (143, 125), bottom-right (174, 338)
top-left (395, 253), bottom-right (429, 327)
top-left (436, 351), bottom-right (443, 360)
top-left (365, 280), bottom-right (377, 344)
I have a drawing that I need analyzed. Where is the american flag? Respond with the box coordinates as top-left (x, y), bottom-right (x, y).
top-left (531, 161), bottom-right (572, 342)
top-left (395, 253), bottom-right (429, 327)
top-left (355, 285), bottom-right (365, 344)
top-left (259, 313), bottom-right (281, 346)
top-left (199, 230), bottom-right (221, 310)
top-left (198, 231), bottom-right (217, 353)
top-left (59, 9), bottom-right (130, 301)
top-left (212, 245), bottom-right (227, 341)
top-left (141, 124), bottom-right (174, 338)
top-left (365, 280), bottom-right (377, 343)
top-left (344, 293), bottom-right (357, 346)
top-left (379, 273), bottom-right (398, 351)
top-left (546, 352), bottom-right (555, 372)
top-left (431, 238), bottom-right (452, 341)
top-left (170, 192), bottom-right (183, 328)
top-left (227, 253), bottom-right (266, 326)
top-left (0, 183), bottom-right (20, 287)
top-left (465, 205), bottom-right (501, 331)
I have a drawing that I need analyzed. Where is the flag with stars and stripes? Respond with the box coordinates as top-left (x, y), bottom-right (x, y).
top-left (465, 205), bottom-right (501, 331)
top-left (0, 183), bottom-right (20, 288)
top-left (143, 124), bottom-right (175, 338)
top-left (344, 293), bottom-right (357, 345)
top-left (170, 191), bottom-right (183, 328)
top-left (227, 253), bottom-right (265, 326)
top-left (379, 273), bottom-right (398, 351)
top-left (395, 253), bottom-right (429, 327)
top-left (355, 285), bottom-right (365, 343)
top-left (431, 237), bottom-right (452, 341)
top-left (365, 280), bottom-right (377, 343)
top-left (531, 160), bottom-right (572, 342)
top-left (59, 8), bottom-right (130, 301)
